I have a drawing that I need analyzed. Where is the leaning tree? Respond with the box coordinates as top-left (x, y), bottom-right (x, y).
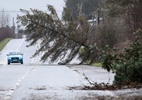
top-left (17, 5), bottom-right (99, 64)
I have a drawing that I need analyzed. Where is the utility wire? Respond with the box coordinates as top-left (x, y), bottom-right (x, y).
top-left (0, 10), bottom-right (62, 13)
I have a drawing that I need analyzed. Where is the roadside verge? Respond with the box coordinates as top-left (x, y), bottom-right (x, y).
top-left (0, 38), bottom-right (11, 51)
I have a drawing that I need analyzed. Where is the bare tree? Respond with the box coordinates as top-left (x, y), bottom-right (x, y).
top-left (0, 9), bottom-right (10, 28)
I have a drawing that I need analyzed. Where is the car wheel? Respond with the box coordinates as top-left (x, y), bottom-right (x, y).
top-left (8, 62), bottom-right (10, 65)
top-left (21, 62), bottom-right (23, 64)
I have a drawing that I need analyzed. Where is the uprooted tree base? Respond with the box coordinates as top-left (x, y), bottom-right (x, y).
top-left (68, 82), bottom-right (142, 90)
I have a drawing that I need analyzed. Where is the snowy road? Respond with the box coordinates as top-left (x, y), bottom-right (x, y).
top-left (0, 39), bottom-right (141, 100)
top-left (0, 39), bottom-right (89, 100)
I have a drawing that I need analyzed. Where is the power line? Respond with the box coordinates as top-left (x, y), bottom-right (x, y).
top-left (0, 10), bottom-right (63, 13)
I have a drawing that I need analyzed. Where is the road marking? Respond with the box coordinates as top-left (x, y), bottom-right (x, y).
top-left (3, 65), bottom-right (36, 100)
top-left (16, 39), bottom-right (24, 51)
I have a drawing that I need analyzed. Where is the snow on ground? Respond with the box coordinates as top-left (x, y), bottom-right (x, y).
top-left (11, 65), bottom-right (142, 100)
top-left (68, 65), bottom-right (115, 84)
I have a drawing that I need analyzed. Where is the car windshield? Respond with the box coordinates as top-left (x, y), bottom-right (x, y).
top-left (9, 52), bottom-right (22, 55)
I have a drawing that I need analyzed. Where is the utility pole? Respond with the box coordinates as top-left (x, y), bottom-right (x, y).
top-left (12, 17), bottom-right (16, 38)
top-left (76, 2), bottom-right (83, 30)
top-left (79, 2), bottom-right (83, 16)
top-left (95, 8), bottom-right (100, 26)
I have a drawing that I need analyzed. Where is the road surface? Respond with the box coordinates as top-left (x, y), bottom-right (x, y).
top-left (0, 39), bottom-right (141, 100)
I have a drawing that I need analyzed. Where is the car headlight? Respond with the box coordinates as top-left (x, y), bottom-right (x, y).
top-left (19, 57), bottom-right (23, 60)
top-left (8, 57), bottom-right (11, 60)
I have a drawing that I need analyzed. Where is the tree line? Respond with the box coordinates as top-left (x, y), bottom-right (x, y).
top-left (0, 9), bottom-right (23, 42)
top-left (0, 9), bottom-right (14, 41)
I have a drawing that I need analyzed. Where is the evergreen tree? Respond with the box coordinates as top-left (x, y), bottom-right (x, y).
top-left (17, 5), bottom-right (96, 64)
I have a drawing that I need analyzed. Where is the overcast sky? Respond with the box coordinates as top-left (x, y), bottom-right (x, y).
top-left (0, 0), bottom-right (65, 26)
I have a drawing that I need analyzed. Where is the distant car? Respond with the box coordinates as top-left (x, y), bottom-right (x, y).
top-left (7, 52), bottom-right (23, 65)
